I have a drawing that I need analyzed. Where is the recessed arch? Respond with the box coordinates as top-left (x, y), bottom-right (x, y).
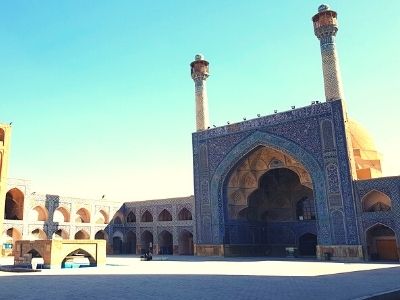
top-left (141, 210), bottom-right (153, 222)
top-left (112, 231), bottom-right (124, 254)
top-left (30, 228), bottom-right (47, 240)
top-left (95, 210), bottom-right (109, 224)
top-left (126, 211), bottom-right (136, 223)
top-left (113, 216), bottom-right (123, 224)
top-left (362, 190), bottom-right (392, 212)
top-left (158, 209), bottom-right (172, 221)
top-left (75, 208), bottom-right (90, 223)
top-left (126, 231), bottom-right (136, 254)
top-left (74, 229), bottom-right (90, 240)
top-left (94, 230), bottom-right (108, 240)
top-left (61, 248), bottom-right (96, 268)
top-left (3, 227), bottom-right (22, 254)
top-left (29, 205), bottom-right (49, 222)
top-left (140, 230), bottom-right (153, 253)
top-left (53, 207), bottom-right (70, 223)
top-left (5, 188), bottom-right (24, 220)
top-left (158, 230), bottom-right (173, 255)
top-left (366, 223), bottom-right (398, 261)
top-left (178, 229), bottom-right (194, 255)
top-left (0, 128), bottom-right (5, 144)
top-left (210, 131), bottom-right (330, 246)
top-left (178, 208), bottom-right (192, 221)
top-left (53, 229), bottom-right (69, 240)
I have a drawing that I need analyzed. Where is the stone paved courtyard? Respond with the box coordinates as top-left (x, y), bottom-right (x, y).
top-left (0, 256), bottom-right (399, 300)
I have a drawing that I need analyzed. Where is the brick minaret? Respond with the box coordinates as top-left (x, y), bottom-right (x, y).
top-left (190, 54), bottom-right (210, 131)
top-left (313, 4), bottom-right (344, 102)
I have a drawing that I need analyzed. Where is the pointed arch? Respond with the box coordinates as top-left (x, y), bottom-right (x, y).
top-left (29, 205), bottom-right (49, 222)
top-left (95, 210), bottom-right (109, 224)
top-left (3, 227), bottom-right (22, 254)
top-left (74, 229), bottom-right (90, 240)
top-left (75, 208), bottom-right (91, 223)
top-left (94, 230), bottom-right (108, 240)
top-left (30, 228), bottom-right (47, 240)
top-left (126, 231), bottom-right (136, 254)
top-left (53, 229), bottom-right (69, 240)
top-left (362, 190), bottom-right (392, 212)
top-left (61, 248), bottom-right (96, 268)
top-left (178, 208), bottom-right (192, 221)
top-left (158, 230), bottom-right (173, 255)
top-left (158, 209), bottom-right (172, 221)
top-left (140, 230), bottom-right (153, 253)
top-left (141, 210), bottom-right (153, 222)
top-left (209, 130), bottom-right (330, 244)
top-left (53, 207), bottom-right (70, 222)
top-left (366, 223), bottom-right (398, 261)
top-left (0, 128), bottom-right (4, 144)
top-left (126, 211), bottom-right (136, 223)
top-left (112, 231), bottom-right (124, 254)
top-left (178, 229), bottom-right (194, 255)
top-left (5, 188), bottom-right (24, 220)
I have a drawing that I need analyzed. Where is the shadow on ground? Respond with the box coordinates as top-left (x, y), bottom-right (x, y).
top-left (0, 267), bottom-right (400, 300)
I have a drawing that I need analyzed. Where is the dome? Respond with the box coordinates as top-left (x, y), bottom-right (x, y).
top-left (348, 119), bottom-right (377, 151)
top-left (318, 4), bottom-right (330, 12)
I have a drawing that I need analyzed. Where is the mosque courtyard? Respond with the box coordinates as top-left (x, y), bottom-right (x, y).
top-left (0, 256), bottom-right (399, 299)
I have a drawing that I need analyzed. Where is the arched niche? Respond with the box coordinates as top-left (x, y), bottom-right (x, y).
top-left (366, 224), bottom-right (399, 261)
top-left (5, 188), bottom-right (24, 220)
top-left (141, 210), bottom-right (153, 223)
top-left (126, 211), bottom-right (136, 223)
top-left (29, 205), bottom-right (49, 222)
top-left (95, 210), bottom-right (109, 224)
top-left (30, 228), bottom-right (47, 240)
top-left (53, 229), bottom-right (69, 240)
top-left (362, 190), bottom-right (392, 212)
top-left (178, 208), bottom-right (192, 221)
top-left (75, 208), bottom-right (91, 223)
top-left (53, 207), bottom-right (70, 223)
top-left (158, 209), bottom-right (172, 222)
top-left (74, 230), bottom-right (90, 240)
top-left (158, 230), bottom-right (173, 255)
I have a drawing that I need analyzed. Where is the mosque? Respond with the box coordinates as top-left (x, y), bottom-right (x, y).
top-left (0, 5), bottom-right (399, 262)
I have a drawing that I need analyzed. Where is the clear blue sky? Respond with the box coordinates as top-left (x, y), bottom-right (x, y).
top-left (0, 1), bottom-right (399, 201)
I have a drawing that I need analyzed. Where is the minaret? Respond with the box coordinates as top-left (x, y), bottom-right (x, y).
top-left (0, 124), bottom-right (12, 248)
top-left (190, 54), bottom-right (210, 131)
top-left (313, 4), bottom-right (344, 102)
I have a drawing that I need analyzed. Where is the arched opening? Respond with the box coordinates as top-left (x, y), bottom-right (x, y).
top-left (224, 146), bottom-right (316, 257)
top-left (30, 228), bottom-right (47, 240)
top-left (95, 230), bottom-right (107, 240)
top-left (61, 248), bottom-right (96, 268)
top-left (141, 210), bottom-right (153, 223)
top-left (112, 231), bottom-right (124, 254)
top-left (74, 230), bottom-right (90, 240)
top-left (0, 128), bottom-right (5, 144)
top-left (5, 188), bottom-right (24, 220)
top-left (113, 216), bottom-right (123, 224)
top-left (95, 210), bottom-right (109, 224)
top-left (158, 209), bottom-right (172, 222)
top-left (362, 190), bottom-right (392, 212)
top-left (298, 233), bottom-right (317, 256)
top-left (29, 205), bottom-right (49, 222)
top-left (126, 231), bottom-right (136, 254)
top-left (3, 227), bottom-right (22, 254)
top-left (53, 229), bottom-right (69, 240)
top-left (27, 249), bottom-right (44, 268)
top-left (158, 230), bottom-right (173, 255)
top-left (53, 207), bottom-right (70, 222)
top-left (75, 208), bottom-right (90, 223)
top-left (366, 224), bottom-right (399, 261)
top-left (178, 230), bottom-right (194, 255)
top-left (178, 208), bottom-right (192, 221)
top-left (126, 211), bottom-right (136, 223)
top-left (140, 230), bottom-right (153, 254)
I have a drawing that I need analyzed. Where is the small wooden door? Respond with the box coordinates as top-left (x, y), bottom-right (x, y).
top-left (376, 239), bottom-right (399, 261)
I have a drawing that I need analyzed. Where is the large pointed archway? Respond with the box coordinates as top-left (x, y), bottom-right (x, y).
top-left (366, 224), bottom-right (399, 261)
top-left (205, 131), bottom-right (330, 257)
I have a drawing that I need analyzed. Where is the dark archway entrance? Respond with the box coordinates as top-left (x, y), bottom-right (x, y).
top-left (141, 231), bottom-right (153, 254)
top-left (178, 230), bottom-right (194, 255)
top-left (158, 230), bottom-right (173, 255)
top-left (298, 233), bottom-right (317, 256)
top-left (61, 248), bottom-right (96, 268)
top-left (367, 224), bottom-right (399, 261)
top-left (5, 188), bottom-right (24, 220)
top-left (126, 231), bottom-right (136, 254)
top-left (224, 146), bottom-right (317, 257)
